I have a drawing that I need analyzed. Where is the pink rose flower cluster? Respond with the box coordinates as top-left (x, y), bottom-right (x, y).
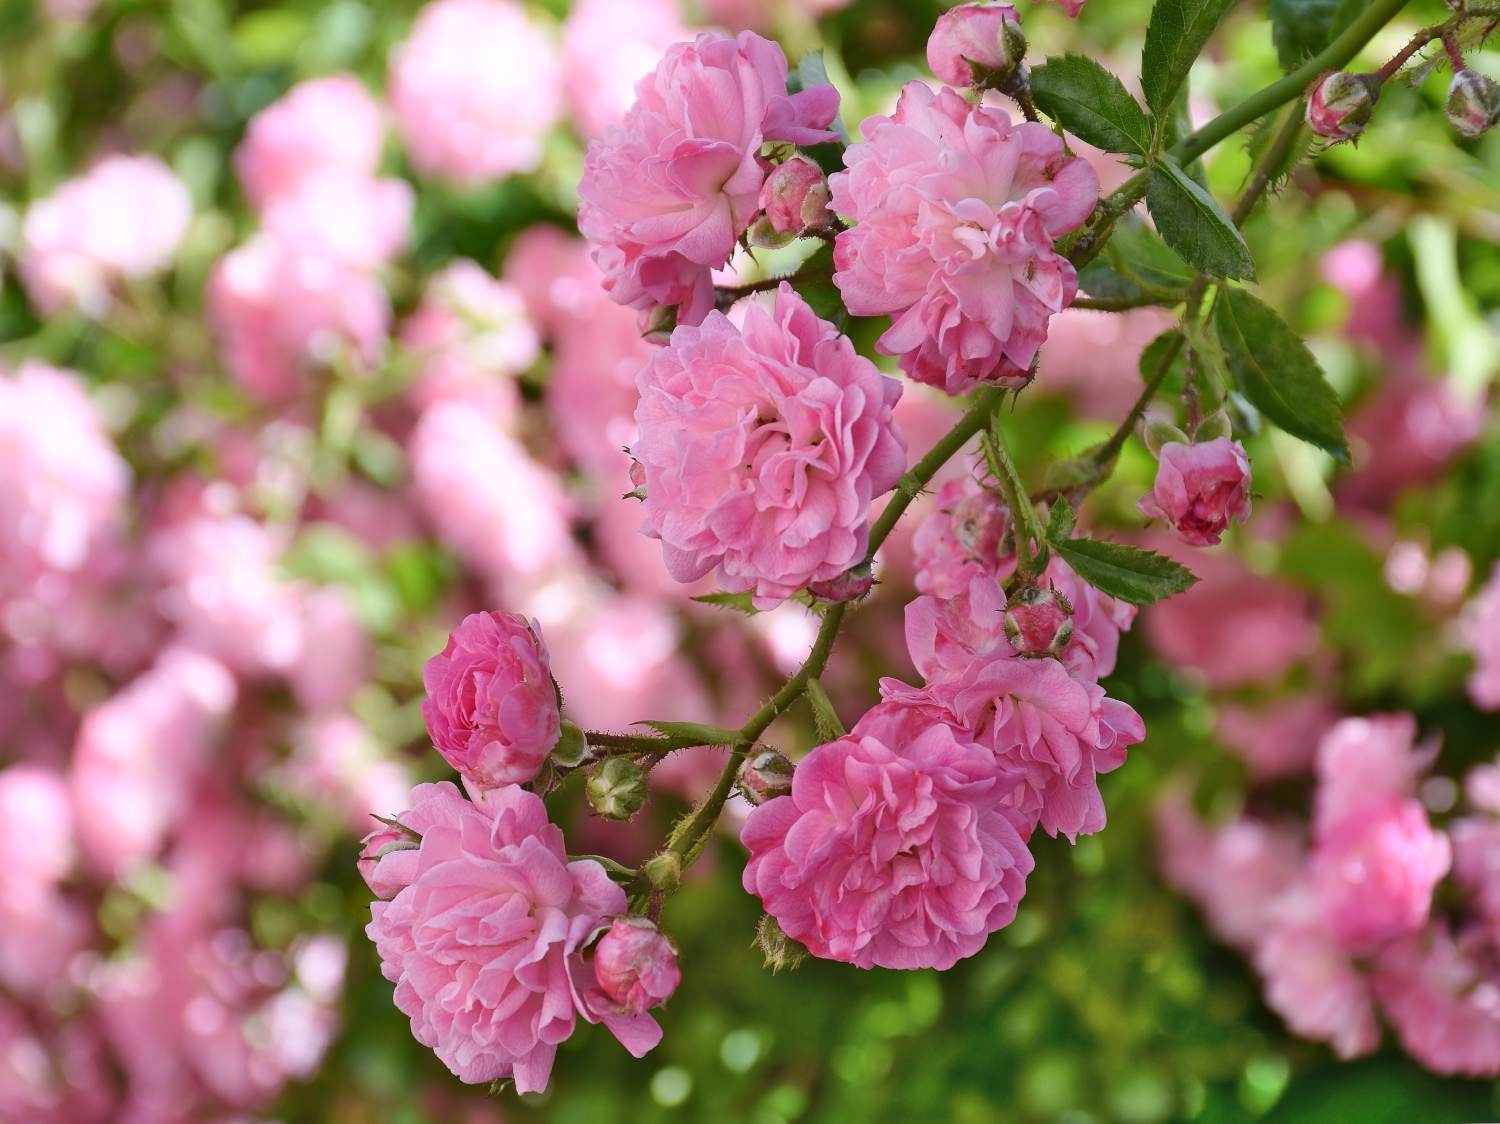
top-left (1159, 713), bottom-right (1500, 1075)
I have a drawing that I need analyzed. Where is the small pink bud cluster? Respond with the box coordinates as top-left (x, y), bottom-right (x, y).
top-left (1306, 71), bottom-right (1380, 141)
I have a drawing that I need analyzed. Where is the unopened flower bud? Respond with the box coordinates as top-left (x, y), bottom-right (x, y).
top-left (1447, 69), bottom-right (1500, 139)
top-left (808, 563), bottom-right (874, 603)
top-left (550, 720), bottom-right (590, 768)
top-left (1144, 420), bottom-right (1190, 457)
top-left (592, 916), bottom-right (681, 1015)
top-left (757, 155), bottom-right (833, 236)
top-left (755, 913), bottom-right (806, 973)
top-left (747, 214), bottom-right (797, 250)
top-left (1305, 71), bottom-right (1379, 141)
top-left (1004, 585), bottom-right (1074, 658)
top-left (738, 750), bottom-right (794, 806)
top-left (642, 850), bottom-right (682, 893)
top-left (641, 304), bottom-right (676, 346)
top-left (358, 818), bottom-right (420, 900)
top-left (586, 757), bottom-right (647, 821)
top-left (926, 2), bottom-right (1026, 89)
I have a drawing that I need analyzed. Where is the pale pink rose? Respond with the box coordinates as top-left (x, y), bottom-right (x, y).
top-left (150, 513), bottom-right (305, 676)
top-left (389, 0), bottom-right (562, 184)
top-left (70, 647), bottom-right (236, 875)
top-left (207, 235), bottom-right (390, 401)
top-left (20, 155), bottom-right (191, 316)
top-left (359, 780), bottom-right (476, 901)
top-left (408, 401), bottom-right (580, 591)
top-left (561, 0), bottom-right (687, 138)
top-left (421, 611), bottom-right (560, 789)
top-left (234, 74), bottom-right (386, 210)
top-left (926, 3), bottom-right (1025, 89)
top-left (1463, 563), bottom-right (1500, 710)
top-left (1255, 906), bottom-right (1381, 1059)
top-left (1372, 925), bottom-right (1500, 1077)
top-left (261, 170), bottom-right (413, 270)
top-left (1137, 438), bottom-right (1252, 547)
top-left (367, 782), bottom-right (661, 1090)
top-left (1313, 714), bottom-right (1432, 836)
top-left (0, 363), bottom-right (129, 604)
top-left (1154, 791), bottom-right (1303, 951)
top-left (579, 31), bottom-right (839, 324)
top-left (904, 570), bottom-right (1011, 683)
top-left (588, 916), bottom-right (680, 1016)
top-left (831, 82), bottom-right (1097, 394)
top-left (1311, 797), bottom-right (1450, 952)
top-left (741, 701), bottom-right (1033, 970)
top-left (633, 285), bottom-right (905, 607)
top-left (289, 585), bottom-right (369, 713)
top-left (1215, 693), bottom-right (1336, 779)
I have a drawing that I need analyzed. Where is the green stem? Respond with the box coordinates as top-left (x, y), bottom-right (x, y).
top-left (1073, 293), bottom-right (1182, 312)
top-left (982, 421), bottom-right (1048, 578)
top-left (585, 731), bottom-right (714, 754)
top-left (1096, 333), bottom-right (1185, 470)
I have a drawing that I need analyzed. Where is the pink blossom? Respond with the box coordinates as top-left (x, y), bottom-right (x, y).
top-left (1214, 693), bottom-right (1335, 779)
top-left (589, 916), bottom-right (681, 1015)
top-left (1137, 438), bottom-right (1252, 547)
top-left (289, 714), bottom-right (411, 835)
top-left (1255, 906), bottom-right (1381, 1059)
top-left (1341, 373), bottom-right (1484, 507)
top-left (207, 235), bottom-right (390, 401)
top-left (579, 31), bottom-right (839, 324)
top-left (546, 309), bottom-right (651, 479)
top-left (1463, 562), bottom-right (1500, 710)
top-left (912, 476), bottom-right (1010, 599)
top-left (1312, 714), bottom-right (1431, 836)
top-left (1372, 925), bottom-right (1500, 1077)
top-left (503, 226), bottom-right (609, 337)
top-left (904, 570), bottom-right (1010, 683)
top-left (366, 782), bottom-right (660, 1090)
top-left (261, 170), bottom-right (413, 270)
top-left (389, 0), bottom-right (562, 184)
top-left (0, 766), bottom-right (74, 892)
top-left (234, 75), bottom-right (386, 210)
top-left (1451, 817), bottom-right (1500, 939)
top-left (700, 0), bottom-right (852, 30)
top-left (1311, 797), bottom-right (1450, 952)
top-left (926, 3), bottom-right (1025, 89)
top-left (632, 284), bottom-right (905, 607)
top-left (831, 83), bottom-right (1097, 394)
top-left (1044, 0), bottom-right (1085, 15)
top-left (359, 780), bottom-right (476, 902)
top-left (20, 155), bottom-right (191, 316)
top-left (561, 0), bottom-right (688, 137)
top-left (741, 702), bottom-right (1033, 970)
top-left (288, 585), bottom-right (369, 714)
top-left (421, 611), bottom-right (561, 789)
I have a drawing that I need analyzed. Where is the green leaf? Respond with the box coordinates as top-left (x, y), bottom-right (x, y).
top-left (1105, 217), bottom-right (1197, 290)
top-left (1139, 328), bottom-right (1187, 383)
top-left (1141, 0), bottom-right (1237, 118)
top-left (1031, 55), bottom-right (1153, 156)
top-left (1214, 287), bottom-right (1349, 461)
top-left (640, 721), bottom-right (743, 745)
top-left (692, 591), bottom-right (760, 614)
top-left (804, 679), bottom-right (846, 741)
top-left (1048, 537), bottom-right (1198, 605)
top-left (1146, 159), bottom-right (1255, 280)
top-left (1268, 0), bottom-right (1360, 72)
top-left (1047, 496), bottom-right (1077, 541)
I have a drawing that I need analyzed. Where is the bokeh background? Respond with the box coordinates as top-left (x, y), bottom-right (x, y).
top-left (2, 0), bottom-right (1499, 1120)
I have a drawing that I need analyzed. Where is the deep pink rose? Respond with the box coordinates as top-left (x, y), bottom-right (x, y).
top-left (421, 611), bottom-right (561, 789)
top-left (388, 0), bottom-right (562, 184)
top-left (579, 31), bottom-right (839, 324)
top-left (926, 3), bottom-right (1025, 88)
top-left (741, 702), bottom-right (1033, 970)
top-left (1137, 438), bottom-right (1252, 546)
top-left (1372, 925), bottom-right (1500, 1077)
top-left (589, 916), bottom-right (681, 1016)
top-left (633, 284), bottom-right (905, 608)
top-left (235, 75), bottom-right (385, 209)
top-left (367, 783), bottom-right (660, 1090)
top-left (831, 83), bottom-right (1098, 394)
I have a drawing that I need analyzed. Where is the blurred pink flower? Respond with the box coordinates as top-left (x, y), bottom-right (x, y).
top-left (1313, 713), bottom-right (1432, 836)
top-left (579, 31), bottom-right (838, 323)
top-left (1463, 562), bottom-right (1500, 710)
top-left (389, 0), bottom-right (562, 184)
top-left (700, 0), bottom-right (851, 29)
top-left (1137, 438), bottom-right (1252, 547)
top-left (289, 714), bottom-right (410, 834)
top-left (1450, 816), bottom-right (1500, 939)
top-left (0, 765), bottom-right (74, 891)
top-left (288, 585), bottom-right (369, 713)
top-left (561, 0), bottom-right (687, 137)
top-left (633, 285), bottom-right (905, 607)
top-left (234, 74), bottom-right (386, 210)
top-left (261, 170), bottom-right (413, 270)
top-left (20, 155), bottom-right (191, 317)
top-left (1255, 906), bottom-right (1381, 1060)
top-left (741, 702), bottom-right (1032, 969)
top-left (367, 783), bottom-right (660, 1090)
top-left (1034, 307), bottom-right (1176, 419)
top-left (1341, 373), bottom-right (1484, 507)
top-left (831, 83), bottom-right (1097, 394)
top-left (1215, 693), bottom-right (1336, 779)
top-left (1372, 925), bottom-right (1500, 1077)
top-left (503, 226), bottom-right (609, 337)
top-left (546, 306), bottom-right (652, 479)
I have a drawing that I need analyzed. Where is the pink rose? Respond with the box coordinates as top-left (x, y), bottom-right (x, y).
top-left (366, 782), bottom-right (661, 1090)
top-left (579, 31), bottom-right (839, 324)
top-left (912, 476), bottom-right (1010, 599)
top-left (234, 75), bottom-right (386, 209)
top-left (1311, 797), bottom-right (1451, 952)
top-left (589, 916), bottom-right (681, 1016)
top-left (926, 3), bottom-right (1025, 89)
top-left (421, 611), bottom-right (560, 788)
top-left (389, 0), bottom-right (562, 184)
top-left (561, 0), bottom-right (687, 137)
top-left (288, 585), bottom-right (369, 714)
top-left (741, 702), bottom-right (1033, 970)
top-left (1341, 372), bottom-right (1484, 507)
top-left (20, 155), bottom-right (191, 317)
top-left (1137, 438), bottom-right (1252, 546)
top-left (1254, 908), bottom-right (1380, 1060)
top-left (1447, 817), bottom-right (1500, 939)
top-left (359, 781), bottom-right (472, 901)
top-left (1372, 925), bottom-right (1500, 1077)
top-left (1463, 563), bottom-right (1500, 710)
top-left (633, 284), bottom-right (905, 608)
top-left (1313, 714), bottom-right (1432, 836)
top-left (831, 83), bottom-right (1098, 394)
top-left (904, 570), bottom-right (1011, 684)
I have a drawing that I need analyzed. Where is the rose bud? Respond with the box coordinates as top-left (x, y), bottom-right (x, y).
top-left (592, 916), bottom-right (681, 1015)
top-left (757, 155), bottom-right (833, 236)
top-left (586, 757), bottom-right (648, 821)
top-left (358, 820), bottom-right (420, 900)
top-left (421, 611), bottom-right (561, 790)
top-left (1447, 69), bottom-right (1500, 139)
top-left (550, 720), bottom-right (590, 768)
top-left (926, 2), bottom-right (1027, 89)
top-left (1305, 71), bottom-right (1379, 141)
top-left (738, 750), bottom-right (794, 806)
top-left (808, 563), bottom-right (874, 603)
top-left (1004, 586), bottom-right (1074, 658)
top-left (1137, 437), bottom-right (1252, 547)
